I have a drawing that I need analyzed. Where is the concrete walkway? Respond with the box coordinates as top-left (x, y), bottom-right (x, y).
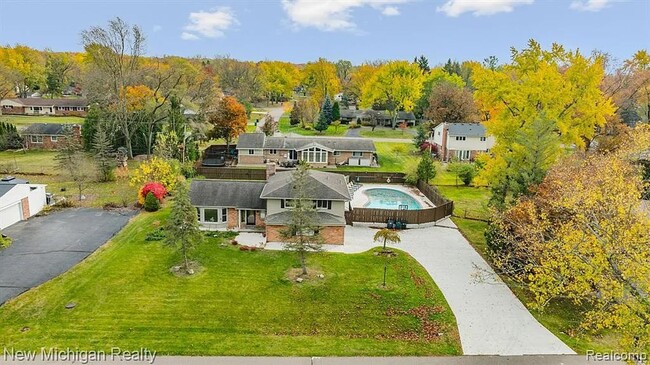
top-left (263, 219), bottom-right (575, 356)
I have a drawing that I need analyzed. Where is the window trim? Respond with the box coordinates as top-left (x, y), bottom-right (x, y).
top-left (50, 136), bottom-right (58, 142)
top-left (30, 135), bottom-right (43, 144)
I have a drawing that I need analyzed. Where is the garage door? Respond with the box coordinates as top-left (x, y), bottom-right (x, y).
top-left (0, 203), bottom-right (22, 230)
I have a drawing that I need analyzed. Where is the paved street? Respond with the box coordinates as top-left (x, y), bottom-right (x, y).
top-left (0, 208), bottom-right (134, 305)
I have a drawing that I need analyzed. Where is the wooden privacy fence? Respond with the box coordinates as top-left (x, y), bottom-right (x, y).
top-left (346, 203), bottom-right (453, 225)
top-left (196, 166), bottom-right (267, 180)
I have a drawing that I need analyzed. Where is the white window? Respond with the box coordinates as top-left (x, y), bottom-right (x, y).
top-left (456, 150), bottom-right (471, 161)
top-left (31, 135), bottom-right (43, 143)
top-left (455, 136), bottom-right (466, 141)
top-left (480, 137), bottom-right (486, 142)
top-left (315, 200), bottom-right (332, 209)
top-left (51, 136), bottom-right (58, 142)
top-left (201, 208), bottom-right (228, 223)
top-left (281, 199), bottom-right (296, 209)
top-left (269, 149), bottom-right (277, 154)
top-left (301, 147), bottom-right (327, 163)
top-left (248, 149), bottom-right (255, 155)
top-left (333, 151), bottom-right (341, 156)
top-left (352, 151), bottom-right (363, 157)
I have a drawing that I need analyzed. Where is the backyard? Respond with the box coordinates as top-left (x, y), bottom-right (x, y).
top-left (0, 209), bottom-right (461, 356)
top-left (0, 115), bottom-right (84, 129)
top-left (359, 127), bottom-right (415, 139)
top-left (278, 115), bottom-right (349, 136)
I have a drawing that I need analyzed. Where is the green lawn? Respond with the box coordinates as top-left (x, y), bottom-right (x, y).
top-left (359, 128), bottom-right (414, 139)
top-left (0, 150), bottom-right (139, 208)
top-left (0, 209), bottom-right (461, 356)
top-left (278, 115), bottom-right (349, 136)
top-left (335, 142), bottom-right (416, 173)
top-left (0, 115), bottom-right (84, 129)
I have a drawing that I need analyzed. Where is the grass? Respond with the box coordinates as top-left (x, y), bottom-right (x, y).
top-left (359, 128), bottom-right (414, 139)
top-left (335, 142), bottom-right (417, 173)
top-left (0, 115), bottom-right (84, 129)
top-left (278, 115), bottom-right (349, 136)
top-left (0, 149), bottom-right (139, 208)
top-left (0, 209), bottom-right (462, 356)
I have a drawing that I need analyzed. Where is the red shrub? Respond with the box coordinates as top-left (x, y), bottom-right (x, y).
top-left (138, 182), bottom-right (167, 204)
top-left (419, 142), bottom-right (438, 154)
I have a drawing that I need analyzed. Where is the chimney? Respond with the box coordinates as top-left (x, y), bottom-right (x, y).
top-left (71, 124), bottom-right (82, 139)
top-left (266, 162), bottom-right (276, 180)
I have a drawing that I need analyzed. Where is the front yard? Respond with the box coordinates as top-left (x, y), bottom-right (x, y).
top-left (1, 115), bottom-right (84, 129)
top-left (0, 209), bottom-right (461, 356)
top-left (278, 115), bottom-right (349, 136)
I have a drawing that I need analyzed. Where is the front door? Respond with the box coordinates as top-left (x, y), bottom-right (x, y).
top-left (240, 210), bottom-right (256, 226)
top-left (289, 150), bottom-right (297, 160)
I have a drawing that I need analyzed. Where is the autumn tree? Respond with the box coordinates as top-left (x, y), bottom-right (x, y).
top-left (0, 45), bottom-right (45, 98)
top-left (213, 57), bottom-right (263, 102)
top-left (335, 59), bottom-right (353, 90)
top-left (302, 58), bottom-right (340, 104)
top-left (44, 52), bottom-right (74, 97)
top-left (424, 81), bottom-right (478, 126)
top-left (260, 61), bottom-right (300, 103)
top-left (166, 179), bottom-right (203, 274)
top-left (206, 96), bottom-right (247, 152)
top-left (361, 61), bottom-right (425, 129)
top-left (261, 114), bottom-right (277, 136)
top-left (488, 146), bottom-right (650, 354)
top-left (281, 163), bottom-right (323, 276)
top-left (472, 40), bottom-right (615, 207)
top-left (414, 68), bottom-right (465, 120)
top-left (349, 63), bottom-right (380, 105)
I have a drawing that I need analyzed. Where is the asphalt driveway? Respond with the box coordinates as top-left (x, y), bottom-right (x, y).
top-left (0, 208), bottom-right (134, 305)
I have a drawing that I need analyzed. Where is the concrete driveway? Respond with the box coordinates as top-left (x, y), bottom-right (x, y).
top-left (266, 219), bottom-right (575, 355)
top-left (0, 208), bottom-right (134, 305)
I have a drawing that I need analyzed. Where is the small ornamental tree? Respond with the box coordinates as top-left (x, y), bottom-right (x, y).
top-left (166, 179), bottom-right (203, 274)
top-left (143, 192), bottom-right (161, 212)
top-left (261, 114), bottom-right (278, 136)
top-left (138, 182), bottom-right (167, 205)
top-left (289, 101), bottom-right (301, 125)
top-left (129, 156), bottom-right (178, 191)
top-left (456, 164), bottom-right (477, 186)
top-left (373, 229), bottom-right (401, 287)
top-left (413, 124), bottom-right (428, 149)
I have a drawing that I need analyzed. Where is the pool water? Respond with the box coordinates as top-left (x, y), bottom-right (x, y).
top-left (363, 188), bottom-right (422, 210)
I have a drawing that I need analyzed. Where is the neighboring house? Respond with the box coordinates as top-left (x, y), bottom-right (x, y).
top-left (21, 123), bottom-right (82, 150)
top-left (190, 165), bottom-right (351, 244)
top-left (0, 176), bottom-right (47, 230)
top-left (338, 109), bottom-right (415, 126)
top-left (0, 98), bottom-right (88, 117)
top-left (431, 122), bottom-right (495, 161)
top-left (236, 133), bottom-right (376, 167)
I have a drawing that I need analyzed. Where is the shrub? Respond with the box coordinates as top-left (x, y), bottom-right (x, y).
top-left (145, 228), bottom-right (166, 241)
top-left (143, 192), bottom-right (161, 212)
top-left (403, 158), bottom-right (420, 185)
top-left (391, 144), bottom-right (407, 154)
top-left (0, 233), bottom-right (11, 250)
top-left (349, 121), bottom-right (360, 129)
top-left (180, 162), bottom-right (197, 178)
top-left (138, 182), bottom-right (167, 205)
top-left (130, 156), bottom-right (178, 191)
top-left (419, 142), bottom-right (438, 155)
top-left (304, 124), bottom-right (314, 131)
top-left (451, 163), bottom-right (477, 186)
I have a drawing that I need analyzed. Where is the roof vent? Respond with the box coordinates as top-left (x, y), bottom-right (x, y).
top-left (1, 176), bottom-right (15, 182)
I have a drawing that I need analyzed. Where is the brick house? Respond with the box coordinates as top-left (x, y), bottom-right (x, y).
top-left (431, 122), bottom-right (496, 162)
top-left (0, 98), bottom-right (88, 117)
top-left (21, 123), bottom-right (82, 150)
top-left (236, 133), bottom-right (376, 168)
top-left (190, 164), bottom-right (351, 244)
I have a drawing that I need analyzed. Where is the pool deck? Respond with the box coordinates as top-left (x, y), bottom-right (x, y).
top-left (350, 184), bottom-right (435, 209)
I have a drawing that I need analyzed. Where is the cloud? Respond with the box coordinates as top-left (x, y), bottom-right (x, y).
top-left (282, 0), bottom-right (411, 31)
top-left (153, 25), bottom-right (162, 32)
top-left (437, 0), bottom-right (534, 17)
top-left (569, 0), bottom-right (612, 11)
top-left (181, 32), bottom-right (200, 40)
top-left (382, 6), bottom-right (400, 16)
top-left (182, 7), bottom-right (237, 39)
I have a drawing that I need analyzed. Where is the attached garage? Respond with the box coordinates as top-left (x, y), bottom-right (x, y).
top-left (0, 177), bottom-right (47, 230)
top-left (0, 202), bottom-right (22, 230)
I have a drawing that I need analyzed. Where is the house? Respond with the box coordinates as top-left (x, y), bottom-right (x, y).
top-left (0, 176), bottom-right (47, 230)
top-left (0, 98), bottom-right (88, 117)
top-left (338, 109), bottom-right (415, 126)
top-left (395, 111), bottom-right (417, 126)
top-left (21, 123), bottom-right (82, 150)
top-left (235, 133), bottom-right (376, 168)
top-left (190, 165), bottom-right (351, 244)
top-left (431, 122), bottom-right (495, 161)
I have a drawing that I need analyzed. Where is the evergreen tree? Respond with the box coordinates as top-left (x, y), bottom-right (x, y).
top-left (416, 152), bottom-right (436, 183)
top-left (165, 179), bottom-right (203, 274)
top-left (413, 124), bottom-right (428, 149)
top-left (321, 96), bottom-right (333, 125)
top-left (332, 101), bottom-right (341, 122)
top-left (0, 122), bottom-right (22, 150)
top-left (280, 163), bottom-right (323, 276)
top-left (415, 55), bottom-right (430, 73)
top-left (82, 105), bottom-right (102, 151)
top-left (143, 191), bottom-right (161, 212)
top-left (93, 125), bottom-right (116, 182)
top-left (315, 109), bottom-right (329, 134)
top-left (289, 101), bottom-right (301, 125)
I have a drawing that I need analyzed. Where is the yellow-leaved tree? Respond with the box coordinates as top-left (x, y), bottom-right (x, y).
top-left (471, 40), bottom-right (615, 207)
top-left (301, 58), bottom-right (340, 104)
top-left (129, 156), bottom-right (178, 192)
top-left (260, 61), bottom-right (300, 103)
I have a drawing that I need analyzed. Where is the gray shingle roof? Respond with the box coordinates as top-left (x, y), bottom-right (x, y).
top-left (260, 170), bottom-right (351, 201)
top-left (397, 111), bottom-right (416, 120)
top-left (265, 210), bottom-right (345, 226)
top-left (190, 180), bottom-right (266, 209)
top-left (0, 176), bottom-right (29, 184)
top-left (21, 123), bottom-right (73, 136)
top-left (6, 98), bottom-right (88, 107)
top-left (447, 123), bottom-right (487, 138)
top-left (0, 185), bottom-right (14, 198)
top-left (236, 133), bottom-right (375, 152)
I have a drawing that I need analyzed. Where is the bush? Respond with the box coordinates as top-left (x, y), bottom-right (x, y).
top-left (403, 159), bottom-right (420, 185)
top-left (391, 144), bottom-right (407, 154)
top-left (180, 162), bottom-right (197, 178)
top-left (0, 233), bottom-right (11, 250)
top-left (138, 182), bottom-right (167, 205)
top-left (456, 164), bottom-right (477, 186)
top-left (349, 121), bottom-right (360, 129)
top-left (143, 192), bottom-right (161, 212)
top-left (304, 124), bottom-right (314, 131)
top-left (419, 142), bottom-right (438, 155)
top-left (145, 228), bottom-right (166, 241)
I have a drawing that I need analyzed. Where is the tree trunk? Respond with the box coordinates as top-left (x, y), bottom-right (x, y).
top-left (183, 241), bottom-right (189, 272)
top-left (383, 237), bottom-right (387, 250)
top-left (383, 263), bottom-right (387, 287)
top-left (300, 250), bottom-right (307, 276)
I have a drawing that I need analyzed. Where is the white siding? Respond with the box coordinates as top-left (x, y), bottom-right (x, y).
top-left (432, 123), bottom-right (445, 146)
top-left (447, 135), bottom-right (495, 151)
top-left (0, 184), bottom-right (47, 229)
top-left (0, 203), bottom-right (21, 230)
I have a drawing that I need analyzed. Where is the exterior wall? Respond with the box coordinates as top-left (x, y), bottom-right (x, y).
top-left (0, 184), bottom-right (46, 229)
top-left (55, 107), bottom-right (87, 117)
top-left (446, 135), bottom-right (495, 152)
top-left (237, 148), bottom-right (265, 166)
top-left (266, 199), bottom-right (283, 216)
top-left (265, 225), bottom-right (345, 245)
top-left (26, 185), bottom-right (46, 217)
top-left (264, 149), bottom-right (290, 163)
top-left (25, 135), bottom-right (60, 150)
top-left (266, 199), bottom-right (345, 218)
top-left (24, 106), bottom-right (55, 115)
top-left (227, 208), bottom-right (238, 229)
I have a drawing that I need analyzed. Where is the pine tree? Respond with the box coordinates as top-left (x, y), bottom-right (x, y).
top-left (289, 101), bottom-right (301, 125)
top-left (321, 96), bottom-right (333, 125)
top-left (416, 152), bottom-right (436, 183)
top-left (165, 179), bottom-right (203, 274)
top-left (315, 109), bottom-right (329, 134)
top-left (93, 126), bottom-right (116, 182)
top-left (280, 163), bottom-right (323, 276)
top-left (81, 105), bottom-right (101, 151)
top-left (413, 124), bottom-right (428, 149)
top-left (332, 101), bottom-right (341, 122)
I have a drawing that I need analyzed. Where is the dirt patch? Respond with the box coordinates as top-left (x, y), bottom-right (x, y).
top-left (285, 267), bottom-right (325, 283)
top-left (382, 305), bottom-right (446, 341)
top-left (170, 261), bottom-right (203, 277)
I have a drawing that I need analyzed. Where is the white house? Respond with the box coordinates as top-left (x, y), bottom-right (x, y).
top-left (431, 122), bottom-right (495, 161)
top-left (0, 177), bottom-right (47, 230)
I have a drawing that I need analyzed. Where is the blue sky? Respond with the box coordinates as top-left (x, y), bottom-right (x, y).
top-left (0, 0), bottom-right (647, 65)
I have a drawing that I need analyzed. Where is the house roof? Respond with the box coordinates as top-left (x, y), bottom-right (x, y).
top-left (0, 185), bottom-right (14, 199)
top-left (447, 123), bottom-right (487, 138)
top-left (237, 133), bottom-right (376, 152)
top-left (4, 98), bottom-right (88, 107)
top-left (260, 170), bottom-right (351, 201)
top-left (397, 111), bottom-right (416, 120)
top-left (21, 123), bottom-right (74, 136)
top-left (0, 176), bottom-right (29, 184)
top-left (265, 210), bottom-right (346, 226)
top-left (189, 180), bottom-right (266, 209)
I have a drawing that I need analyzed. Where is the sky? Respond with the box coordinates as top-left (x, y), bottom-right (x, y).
top-left (0, 0), bottom-right (648, 65)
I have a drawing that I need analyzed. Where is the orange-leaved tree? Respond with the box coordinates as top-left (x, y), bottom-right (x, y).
top-left (206, 96), bottom-right (247, 152)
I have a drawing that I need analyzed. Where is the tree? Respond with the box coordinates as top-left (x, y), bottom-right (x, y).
top-left (321, 96), bottom-right (333, 125)
top-left (332, 101), bottom-right (341, 122)
top-left (413, 124), bottom-right (428, 149)
top-left (92, 125), bottom-right (116, 182)
top-left (471, 40), bottom-right (615, 208)
top-left (361, 61), bottom-right (425, 129)
top-left (315, 109), bottom-right (329, 134)
top-left (331, 120), bottom-right (341, 134)
top-left (143, 192), bottom-right (161, 212)
top-left (165, 179), bottom-right (203, 274)
top-left (0, 122), bottom-right (23, 151)
top-left (261, 114), bottom-right (277, 136)
top-left (414, 68), bottom-right (466, 120)
top-left (212, 57), bottom-right (263, 102)
top-left (260, 61), bottom-right (300, 103)
top-left (416, 152), bottom-right (436, 183)
top-left (206, 96), bottom-right (247, 152)
top-left (488, 149), bottom-right (650, 353)
top-left (335, 59), bottom-right (353, 88)
top-left (81, 105), bottom-right (102, 151)
top-left (280, 163), bottom-right (323, 276)
top-left (349, 63), bottom-right (380, 105)
top-left (44, 52), bottom-right (73, 97)
top-left (424, 82), bottom-right (478, 126)
top-left (0, 45), bottom-right (45, 98)
top-left (373, 229), bottom-right (401, 287)
top-left (302, 58), bottom-right (340, 104)
top-left (55, 128), bottom-right (90, 201)
top-left (455, 164), bottom-right (477, 186)
top-left (129, 156), bottom-right (178, 192)
top-left (289, 101), bottom-right (301, 125)
top-left (415, 55), bottom-right (430, 74)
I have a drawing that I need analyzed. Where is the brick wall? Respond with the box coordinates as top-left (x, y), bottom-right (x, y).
top-left (20, 197), bottom-right (30, 220)
top-left (265, 225), bottom-right (344, 245)
top-left (255, 210), bottom-right (265, 227)
top-left (238, 154), bottom-right (265, 166)
top-left (227, 208), bottom-right (238, 229)
top-left (1, 106), bottom-right (25, 115)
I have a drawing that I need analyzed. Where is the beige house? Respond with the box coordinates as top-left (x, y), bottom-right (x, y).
top-left (189, 165), bottom-right (351, 244)
top-left (236, 133), bottom-right (376, 168)
top-left (0, 98), bottom-right (88, 116)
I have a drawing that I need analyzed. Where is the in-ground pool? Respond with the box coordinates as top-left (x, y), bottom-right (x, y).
top-left (363, 188), bottom-right (422, 210)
